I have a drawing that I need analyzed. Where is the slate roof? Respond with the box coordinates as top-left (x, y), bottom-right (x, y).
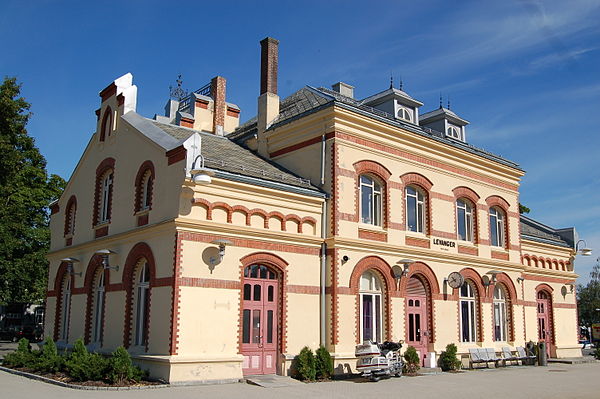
top-left (228, 86), bottom-right (521, 170)
top-left (122, 112), bottom-right (321, 193)
top-left (520, 215), bottom-right (572, 248)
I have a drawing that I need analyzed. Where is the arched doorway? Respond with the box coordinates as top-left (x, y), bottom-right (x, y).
top-left (536, 289), bottom-right (553, 357)
top-left (405, 276), bottom-right (429, 366)
top-left (241, 264), bottom-right (279, 375)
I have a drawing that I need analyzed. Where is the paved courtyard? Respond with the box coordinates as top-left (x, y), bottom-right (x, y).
top-left (1, 360), bottom-right (599, 399)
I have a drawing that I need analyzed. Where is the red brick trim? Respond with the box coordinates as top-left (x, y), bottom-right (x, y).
top-left (354, 160), bottom-right (392, 180)
top-left (166, 145), bottom-right (186, 166)
top-left (180, 117), bottom-right (194, 128)
top-left (353, 160), bottom-right (391, 229)
top-left (99, 107), bottom-right (112, 142)
top-left (486, 197), bottom-right (511, 251)
top-left (95, 108), bottom-right (101, 120)
top-left (485, 195), bottom-right (510, 210)
top-left (170, 233), bottom-right (182, 355)
top-left (490, 274), bottom-right (517, 342)
top-left (458, 245), bottom-right (478, 256)
top-left (63, 195), bottom-right (77, 237)
top-left (334, 131), bottom-right (519, 191)
top-left (453, 187), bottom-right (479, 244)
top-left (525, 274), bottom-right (573, 285)
top-left (491, 251), bottom-right (509, 261)
top-left (117, 93), bottom-right (125, 106)
top-left (99, 83), bottom-right (117, 102)
top-left (122, 242), bottom-right (157, 349)
top-left (349, 256), bottom-right (395, 343)
top-left (50, 202), bottom-right (60, 215)
top-left (535, 284), bottom-right (556, 351)
top-left (239, 252), bottom-right (289, 353)
top-left (406, 236), bottom-right (431, 248)
top-left (400, 173), bottom-right (433, 235)
top-left (452, 186), bottom-right (480, 203)
top-left (226, 107), bottom-right (240, 117)
top-left (137, 214), bottom-right (149, 226)
top-left (134, 161), bottom-right (155, 214)
top-left (358, 229), bottom-right (387, 242)
top-left (83, 255), bottom-right (106, 344)
top-left (459, 267), bottom-right (485, 342)
top-left (93, 158), bottom-right (115, 228)
top-left (400, 172), bottom-right (433, 191)
top-left (329, 248), bottom-right (339, 345)
top-left (95, 225), bottom-right (109, 238)
top-left (179, 277), bottom-right (240, 289)
top-left (195, 99), bottom-right (209, 109)
top-left (270, 132), bottom-right (335, 158)
top-left (52, 262), bottom-right (73, 341)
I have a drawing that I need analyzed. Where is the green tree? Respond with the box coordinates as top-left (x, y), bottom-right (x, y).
top-left (0, 77), bottom-right (65, 304)
top-left (577, 260), bottom-right (600, 331)
top-left (519, 203), bottom-right (530, 214)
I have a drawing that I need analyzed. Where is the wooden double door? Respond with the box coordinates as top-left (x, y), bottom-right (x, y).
top-left (241, 265), bottom-right (279, 375)
top-left (405, 277), bottom-right (429, 366)
top-left (537, 291), bottom-right (553, 358)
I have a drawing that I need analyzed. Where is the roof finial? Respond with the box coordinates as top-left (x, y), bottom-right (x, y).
top-left (169, 74), bottom-right (188, 101)
top-left (447, 95), bottom-right (451, 110)
top-left (399, 76), bottom-right (403, 91)
top-left (390, 72), bottom-right (394, 89)
top-left (439, 93), bottom-right (443, 109)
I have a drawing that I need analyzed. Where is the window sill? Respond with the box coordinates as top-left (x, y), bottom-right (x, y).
top-left (404, 231), bottom-right (428, 239)
top-left (94, 220), bottom-right (111, 229)
top-left (134, 208), bottom-right (150, 217)
top-left (358, 223), bottom-right (386, 232)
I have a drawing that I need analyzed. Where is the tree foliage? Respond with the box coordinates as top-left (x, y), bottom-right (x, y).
top-left (577, 260), bottom-right (600, 328)
top-left (0, 77), bottom-right (65, 304)
top-left (519, 203), bottom-right (530, 214)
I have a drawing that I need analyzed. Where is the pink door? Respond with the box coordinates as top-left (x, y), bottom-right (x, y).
top-left (405, 277), bottom-right (429, 366)
top-left (537, 291), bottom-right (552, 357)
top-left (241, 265), bottom-right (279, 375)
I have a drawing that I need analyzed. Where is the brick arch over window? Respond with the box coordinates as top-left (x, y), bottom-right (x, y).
top-left (453, 187), bottom-right (480, 244)
top-left (93, 158), bottom-right (116, 228)
top-left (492, 273), bottom-right (517, 342)
top-left (83, 255), bottom-right (107, 344)
top-left (349, 256), bottom-right (394, 343)
top-left (52, 262), bottom-right (73, 341)
top-left (399, 261), bottom-right (440, 343)
top-left (99, 106), bottom-right (112, 142)
top-left (400, 172), bottom-right (433, 235)
top-left (63, 195), bottom-right (77, 237)
top-left (485, 195), bottom-right (510, 210)
top-left (458, 267), bottom-right (485, 342)
top-left (239, 252), bottom-right (289, 352)
top-left (134, 160), bottom-right (155, 213)
top-left (452, 186), bottom-right (480, 203)
top-left (485, 195), bottom-right (510, 250)
top-left (122, 242), bottom-right (156, 348)
top-left (354, 160), bottom-right (391, 228)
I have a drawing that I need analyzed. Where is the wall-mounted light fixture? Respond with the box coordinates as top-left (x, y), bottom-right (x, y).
top-left (95, 249), bottom-right (119, 271)
top-left (516, 276), bottom-right (525, 283)
top-left (565, 282), bottom-right (575, 293)
top-left (484, 270), bottom-right (500, 286)
top-left (190, 154), bottom-right (214, 185)
top-left (393, 259), bottom-right (415, 280)
top-left (342, 255), bottom-right (350, 264)
top-left (61, 257), bottom-right (82, 277)
top-left (575, 240), bottom-right (592, 256)
top-left (210, 239), bottom-right (233, 265)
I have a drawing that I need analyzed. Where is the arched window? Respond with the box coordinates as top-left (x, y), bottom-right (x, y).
top-left (489, 207), bottom-right (505, 247)
top-left (141, 171), bottom-right (152, 210)
top-left (360, 270), bottom-right (383, 342)
top-left (99, 107), bottom-right (113, 142)
top-left (91, 269), bottom-right (105, 344)
top-left (456, 199), bottom-right (474, 241)
top-left (446, 125), bottom-right (462, 140)
top-left (99, 170), bottom-right (113, 223)
top-left (359, 175), bottom-right (382, 226)
top-left (493, 285), bottom-right (508, 341)
top-left (406, 185), bottom-right (426, 233)
top-left (60, 275), bottom-right (72, 341)
top-left (64, 196), bottom-right (77, 237)
top-left (134, 261), bottom-right (150, 347)
top-left (460, 281), bottom-right (478, 342)
top-left (397, 106), bottom-right (413, 122)
top-left (134, 162), bottom-right (155, 214)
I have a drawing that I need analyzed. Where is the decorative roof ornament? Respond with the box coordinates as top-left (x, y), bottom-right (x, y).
top-left (169, 74), bottom-right (188, 101)
top-left (390, 73), bottom-right (394, 89)
top-left (447, 96), bottom-right (451, 110)
top-left (399, 77), bottom-right (403, 91)
top-left (439, 93), bottom-right (443, 109)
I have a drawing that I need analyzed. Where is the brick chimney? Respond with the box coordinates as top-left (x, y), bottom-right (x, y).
top-left (257, 37), bottom-right (280, 157)
top-left (211, 76), bottom-right (226, 136)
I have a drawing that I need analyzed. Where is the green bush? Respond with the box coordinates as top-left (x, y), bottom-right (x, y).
top-left (33, 337), bottom-right (63, 373)
top-left (439, 343), bottom-right (462, 371)
top-left (402, 345), bottom-right (420, 374)
top-left (108, 346), bottom-right (144, 384)
top-left (65, 339), bottom-right (109, 381)
top-left (315, 346), bottom-right (333, 380)
top-left (295, 346), bottom-right (316, 381)
top-left (593, 342), bottom-right (600, 360)
top-left (2, 338), bottom-right (34, 368)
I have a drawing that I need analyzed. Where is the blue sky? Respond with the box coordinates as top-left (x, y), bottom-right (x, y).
top-left (2, 0), bottom-right (599, 283)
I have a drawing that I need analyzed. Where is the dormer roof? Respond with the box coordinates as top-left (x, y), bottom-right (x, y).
top-left (362, 87), bottom-right (423, 108)
top-left (420, 107), bottom-right (469, 126)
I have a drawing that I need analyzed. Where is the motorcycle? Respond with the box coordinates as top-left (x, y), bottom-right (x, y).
top-left (355, 340), bottom-right (404, 381)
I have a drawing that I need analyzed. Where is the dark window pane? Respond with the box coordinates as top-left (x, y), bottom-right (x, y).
top-left (268, 270), bottom-right (275, 279)
top-left (267, 310), bottom-right (273, 343)
top-left (260, 265), bottom-right (267, 279)
top-left (415, 314), bottom-right (421, 341)
top-left (407, 195), bottom-right (417, 231)
top-left (250, 265), bottom-right (258, 278)
top-left (244, 284), bottom-right (251, 300)
top-left (242, 310), bottom-right (251, 343)
top-left (268, 285), bottom-right (274, 302)
top-left (409, 314), bottom-right (414, 342)
top-left (362, 295), bottom-right (373, 341)
top-left (457, 207), bottom-right (466, 240)
top-left (415, 299), bottom-right (420, 307)
top-left (254, 284), bottom-right (261, 301)
top-left (252, 310), bottom-right (260, 343)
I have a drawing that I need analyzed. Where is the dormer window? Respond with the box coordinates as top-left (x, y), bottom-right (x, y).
top-left (446, 124), bottom-right (462, 140)
top-left (396, 106), bottom-right (414, 122)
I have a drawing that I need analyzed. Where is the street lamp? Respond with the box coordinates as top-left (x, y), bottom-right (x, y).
top-left (61, 257), bottom-right (81, 276)
top-left (575, 240), bottom-right (592, 256)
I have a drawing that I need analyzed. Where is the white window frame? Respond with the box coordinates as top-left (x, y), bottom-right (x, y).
top-left (100, 172), bottom-right (113, 223)
top-left (359, 271), bottom-right (383, 343)
top-left (92, 271), bottom-right (105, 344)
top-left (397, 106), bottom-right (413, 122)
top-left (60, 277), bottom-right (72, 341)
top-left (446, 124), bottom-right (462, 141)
top-left (460, 282), bottom-right (477, 342)
top-left (456, 199), bottom-right (473, 241)
top-left (359, 175), bottom-right (382, 226)
top-left (406, 185), bottom-right (425, 233)
top-left (489, 207), bottom-right (505, 247)
top-left (134, 262), bottom-right (150, 347)
top-left (493, 285), bottom-right (508, 342)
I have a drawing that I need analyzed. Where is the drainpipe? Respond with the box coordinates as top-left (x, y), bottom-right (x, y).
top-left (320, 134), bottom-right (326, 186)
top-left (320, 200), bottom-right (328, 347)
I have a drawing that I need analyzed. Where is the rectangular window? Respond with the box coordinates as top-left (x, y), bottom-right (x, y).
top-left (242, 310), bottom-right (251, 343)
top-left (407, 195), bottom-right (417, 232)
top-left (361, 181), bottom-right (373, 224)
top-left (362, 294), bottom-right (373, 341)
